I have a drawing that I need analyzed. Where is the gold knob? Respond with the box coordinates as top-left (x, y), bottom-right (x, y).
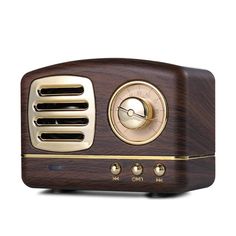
top-left (110, 163), bottom-right (121, 175)
top-left (131, 163), bottom-right (143, 176)
top-left (118, 97), bottom-right (153, 129)
top-left (153, 163), bottom-right (166, 176)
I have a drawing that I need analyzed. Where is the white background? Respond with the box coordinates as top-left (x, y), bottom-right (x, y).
top-left (0, 1), bottom-right (235, 235)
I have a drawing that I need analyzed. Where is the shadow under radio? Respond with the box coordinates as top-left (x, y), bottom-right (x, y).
top-left (39, 189), bottom-right (189, 199)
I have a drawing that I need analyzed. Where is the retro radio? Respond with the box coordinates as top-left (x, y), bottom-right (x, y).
top-left (21, 58), bottom-right (215, 193)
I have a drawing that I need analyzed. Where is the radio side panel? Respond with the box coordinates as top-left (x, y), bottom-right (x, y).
top-left (184, 68), bottom-right (215, 155)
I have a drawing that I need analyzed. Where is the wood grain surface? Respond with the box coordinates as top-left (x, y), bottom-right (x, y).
top-left (21, 58), bottom-right (215, 156)
top-left (22, 156), bottom-right (215, 193)
top-left (21, 59), bottom-right (215, 192)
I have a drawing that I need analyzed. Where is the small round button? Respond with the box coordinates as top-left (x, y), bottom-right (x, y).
top-left (131, 163), bottom-right (143, 176)
top-left (110, 163), bottom-right (121, 175)
top-left (153, 163), bottom-right (166, 176)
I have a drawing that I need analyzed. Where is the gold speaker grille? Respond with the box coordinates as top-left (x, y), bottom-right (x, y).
top-left (28, 76), bottom-right (95, 152)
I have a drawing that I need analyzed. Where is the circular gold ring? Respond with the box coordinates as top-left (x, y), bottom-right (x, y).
top-left (108, 80), bottom-right (168, 145)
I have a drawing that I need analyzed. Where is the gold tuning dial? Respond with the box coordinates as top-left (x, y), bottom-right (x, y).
top-left (108, 81), bottom-right (167, 145)
top-left (118, 97), bottom-right (153, 129)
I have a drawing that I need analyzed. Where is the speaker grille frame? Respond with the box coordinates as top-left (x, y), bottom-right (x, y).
top-left (28, 75), bottom-right (95, 152)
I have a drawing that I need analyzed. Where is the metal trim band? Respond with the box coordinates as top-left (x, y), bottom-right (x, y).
top-left (22, 154), bottom-right (214, 161)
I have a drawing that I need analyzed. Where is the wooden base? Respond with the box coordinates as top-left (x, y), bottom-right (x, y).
top-left (22, 155), bottom-right (215, 193)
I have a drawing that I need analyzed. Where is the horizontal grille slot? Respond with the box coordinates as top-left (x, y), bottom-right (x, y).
top-left (35, 118), bottom-right (89, 126)
top-left (39, 133), bottom-right (84, 141)
top-left (38, 86), bottom-right (84, 96)
top-left (35, 102), bottom-right (88, 111)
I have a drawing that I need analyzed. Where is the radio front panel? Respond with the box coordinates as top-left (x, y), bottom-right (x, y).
top-left (21, 58), bottom-right (215, 193)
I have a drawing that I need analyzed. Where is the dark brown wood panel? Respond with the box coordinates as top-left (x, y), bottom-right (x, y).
top-left (21, 59), bottom-right (215, 156)
top-left (22, 156), bottom-right (215, 193)
top-left (185, 67), bottom-right (215, 154)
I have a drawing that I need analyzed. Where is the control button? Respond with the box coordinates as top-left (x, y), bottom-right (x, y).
top-left (131, 163), bottom-right (143, 176)
top-left (110, 163), bottom-right (121, 175)
top-left (153, 163), bottom-right (166, 176)
top-left (118, 97), bottom-right (153, 129)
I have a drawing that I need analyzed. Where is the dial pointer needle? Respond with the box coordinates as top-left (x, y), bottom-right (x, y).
top-left (118, 106), bottom-right (146, 119)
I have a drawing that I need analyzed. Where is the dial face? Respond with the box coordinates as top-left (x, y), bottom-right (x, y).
top-left (108, 81), bottom-right (167, 145)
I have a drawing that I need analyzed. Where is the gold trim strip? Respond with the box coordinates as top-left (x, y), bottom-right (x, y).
top-left (22, 154), bottom-right (214, 161)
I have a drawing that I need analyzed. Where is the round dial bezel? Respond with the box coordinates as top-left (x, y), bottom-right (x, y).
top-left (108, 80), bottom-right (168, 145)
